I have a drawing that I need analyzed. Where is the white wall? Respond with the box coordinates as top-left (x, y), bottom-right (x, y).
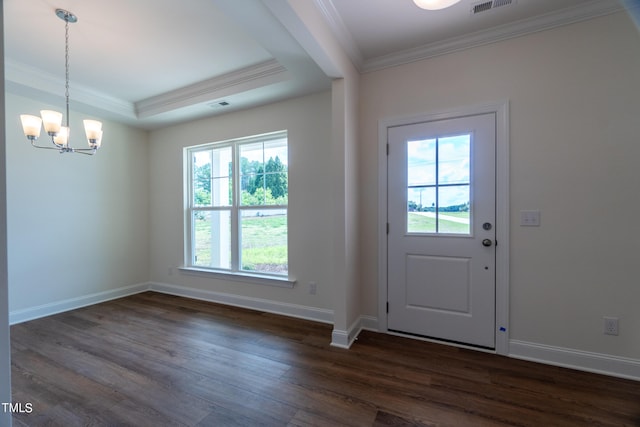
top-left (359, 11), bottom-right (640, 362)
top-left (149, 91), bottom-right (335, 313)
top-left (6, 93), bottom-right (150, 316)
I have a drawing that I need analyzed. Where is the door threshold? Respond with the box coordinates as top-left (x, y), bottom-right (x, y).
top-left (387, 329), bottom-right (496, 353)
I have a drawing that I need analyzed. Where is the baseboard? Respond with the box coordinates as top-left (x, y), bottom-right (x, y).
top-left (360, 315), bottom-right (379, 332)
top-left (9, 281), bottom-right (334, 328)
top-left (9, 283), bottom-right (149, 325)
top-left (509, 340), bottom-right (640, 381)
top-left (149, 282), bottom-right (334, 325)
top-left (330, 329), bottom-right (350, 349)
top-left (331, 315), bottom-right (378, 349)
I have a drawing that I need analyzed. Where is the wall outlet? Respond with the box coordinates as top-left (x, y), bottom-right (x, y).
top-left (604, 317), bottom-right (619, 336)
top-left (309, 282), bottom-right (317, 295)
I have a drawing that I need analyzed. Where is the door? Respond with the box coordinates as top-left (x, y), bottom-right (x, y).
top-left (387, 113), bottom-right (496, 349)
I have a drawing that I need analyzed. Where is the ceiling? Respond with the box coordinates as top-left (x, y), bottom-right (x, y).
top-left (4, 0), bottom-right (624, 130)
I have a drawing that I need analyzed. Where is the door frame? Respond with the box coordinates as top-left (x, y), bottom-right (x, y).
top-left (377, 101), bottom-right (510, 355)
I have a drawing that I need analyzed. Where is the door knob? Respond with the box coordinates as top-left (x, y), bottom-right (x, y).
top-left (482, 239), bottom-right (493, 247)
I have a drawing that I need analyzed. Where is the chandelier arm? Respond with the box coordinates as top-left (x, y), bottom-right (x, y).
top-left (68, 149), bottom-right (97, 156)
top-left (30, 140), bottom-right (63, 151)
top-left (30, 144), bottom-right (62, 151)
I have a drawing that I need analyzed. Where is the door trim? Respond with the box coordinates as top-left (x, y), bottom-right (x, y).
top-left (377, 101), bottom-right (510, 355)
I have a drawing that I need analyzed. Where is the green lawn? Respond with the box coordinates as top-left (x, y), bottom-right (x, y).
top-left (241, 215), bottom-right (287, 272)
top-left (194, 213), bottom-right (287, 273)
top-left (408, 212), bottom-right (470, 234)
top-left (438, 211), bottom-right (470, 219)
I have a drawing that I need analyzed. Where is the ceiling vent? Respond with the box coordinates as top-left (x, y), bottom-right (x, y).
top-left (207, 101), bottom-right (230, 109)
top-left (471, 0), bottom-right (514, 15)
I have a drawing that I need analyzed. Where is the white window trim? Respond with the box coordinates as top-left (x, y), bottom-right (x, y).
top-left (184, 130), bottom-right (291, 284)
top-left (178, 266), bottom-right (296, 288)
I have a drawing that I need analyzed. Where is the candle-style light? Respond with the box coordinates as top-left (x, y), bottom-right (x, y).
top-left (19, 9), bottom-right (104, 155)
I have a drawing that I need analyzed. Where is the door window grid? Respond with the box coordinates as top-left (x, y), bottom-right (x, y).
top-left (407, 135), bottom-right (471, 235)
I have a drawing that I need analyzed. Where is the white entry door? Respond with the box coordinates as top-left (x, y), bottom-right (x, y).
top-left (387, 113), bottom-right (496, 349)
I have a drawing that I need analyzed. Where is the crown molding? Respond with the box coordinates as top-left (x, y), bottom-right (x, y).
top-left (313, 0), bottom-right (364, 71)
top-left (5, 58), bottom-right (290, 123)
top-left (5, 59), bottom-right (137, 120)
top-left (135, 59), bottom-right (289, 118)
top-left (347, 0), bottom-right (624, 73)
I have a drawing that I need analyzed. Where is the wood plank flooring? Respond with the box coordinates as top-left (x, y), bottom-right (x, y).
top-left (9, 292), bottom-right (640, 426)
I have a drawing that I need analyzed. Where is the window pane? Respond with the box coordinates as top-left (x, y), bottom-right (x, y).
top-left (241, 173), bottom-right (265, 206)
top-left (211, 147), bottom-right (232, 206)
top-left (438, 135), bottom-right (470, 185)
top-left (408, 187), bottom-right (436, 233)
top-left (193, 150), bottom-right (211, 207)
top-left (240, 142), bottom-right (264, 206)
top-left (193, 210), bottom-right (231, 269)
top-left (264, 138), bottom-right (288, 164)
top-left (192, 147), bottom-right (232, 207)
top-left (240, 209), bottom-right (287, 275)
top-left (408, 139), bottom-right (436, 187)
top-left (211, 177), bottom-right (231, 206)
top-left (240, 139), bottom-right (288, 207)
top-left (438, 185), bottom-right (470, 234)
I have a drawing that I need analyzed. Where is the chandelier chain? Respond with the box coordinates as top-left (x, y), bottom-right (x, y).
top-left (64, 18), bottom-right (70, 128)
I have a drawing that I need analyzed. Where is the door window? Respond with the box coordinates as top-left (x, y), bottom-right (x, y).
top-left (407, 134), bottom-right (471, 235)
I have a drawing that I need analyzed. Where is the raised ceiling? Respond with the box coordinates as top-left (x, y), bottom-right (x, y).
top-left (4, 0), bottom-right (624, 129)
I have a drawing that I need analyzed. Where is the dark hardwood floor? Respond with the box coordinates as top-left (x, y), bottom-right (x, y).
top-left (9, 292), bottom-right (640, 426)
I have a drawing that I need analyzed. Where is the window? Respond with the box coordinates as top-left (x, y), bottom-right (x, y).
top-left (407, 134), bottom-right (471, 235)
top-left (186, 131), bottom-right (288, 277)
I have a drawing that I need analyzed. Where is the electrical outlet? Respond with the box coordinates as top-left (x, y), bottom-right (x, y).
top-left (309, 282), bottom-right (317, 295)
top-left (604, 317), bottom-right (619, 336)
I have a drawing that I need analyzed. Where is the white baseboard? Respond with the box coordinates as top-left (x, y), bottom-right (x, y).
top-left (149, 282), bottom-right (334, 325)
top-left (509, 340), bottom-right (640, 381)
top-left (331, 315), bottom-right (378, 349)
top-left (330, 329), bottom-right (350, 349)
top-left (360, 315), bottom-right (379, 332)
top-left (9, 281), bottom-right (334, 327)
top-left (9, 283), bottom-right (149, 325)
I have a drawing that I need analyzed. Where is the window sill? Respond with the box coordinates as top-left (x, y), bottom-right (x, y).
top-left (178, 266), bottom-right (296, 289)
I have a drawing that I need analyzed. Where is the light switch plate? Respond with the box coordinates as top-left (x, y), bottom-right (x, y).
top-left (520, 210), bottom-right (540, 226)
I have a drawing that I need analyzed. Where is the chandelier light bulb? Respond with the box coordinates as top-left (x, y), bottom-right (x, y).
top-left (40, 110), bottom-right (63, 135)
top-left (20, 115), bottom-right (43, 140)
top-left (53, 126), bottom-right (69, 147)
top-left (83, 119), bottom-right (103, 142)
top-left (413, 0), bottom-right (462, 10)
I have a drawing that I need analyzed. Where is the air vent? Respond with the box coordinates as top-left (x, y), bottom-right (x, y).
top-left (471, 0), bottom-right (514, 14)
top-left (207, 100), bottom-right (230, 109)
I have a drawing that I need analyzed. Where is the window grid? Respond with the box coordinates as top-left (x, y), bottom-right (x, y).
top-left (407, 134), bottom-right (471, 235)
top-left (186, 131), bottom-right (288, 276)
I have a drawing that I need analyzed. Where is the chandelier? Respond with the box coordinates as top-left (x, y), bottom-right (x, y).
top-left (19, 9), bottom-right (103, 155)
